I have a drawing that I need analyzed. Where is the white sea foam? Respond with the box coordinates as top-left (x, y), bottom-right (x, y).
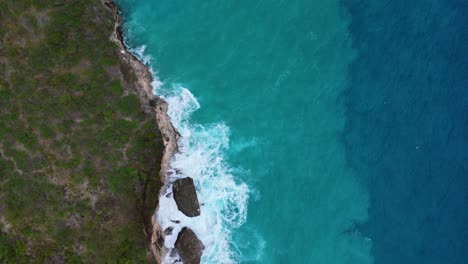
top-left (128, 41), bottom-right (250, 263)
top-left (130, 45), bottom-right (152, 65)
top-left (157, 85), bottom-right (249, 263)
top-left (125, 34), bottom-right (250, 264)
top-left (128, 45), bottom-right (164, 92)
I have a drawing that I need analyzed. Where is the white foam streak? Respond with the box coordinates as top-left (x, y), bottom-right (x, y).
top-left (130, 45), bottom-right (152, 65)
top-left (157, 86), bottom-right (249, 264)
top-left (124, 34), bottom-right (249, 264)
top-left (128, 45), bottom-right (164, 92)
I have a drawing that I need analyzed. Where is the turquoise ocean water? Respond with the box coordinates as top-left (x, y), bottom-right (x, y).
top-left (116, 0), bottom-right (468, 263)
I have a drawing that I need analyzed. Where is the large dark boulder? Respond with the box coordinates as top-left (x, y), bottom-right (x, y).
top-left (173, 177), bottom-right (200, 217)
top-left (175, 227), bottom-right (204, 264)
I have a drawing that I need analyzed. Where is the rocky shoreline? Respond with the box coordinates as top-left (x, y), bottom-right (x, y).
top-left (102, 1), bottom-right (204, 263)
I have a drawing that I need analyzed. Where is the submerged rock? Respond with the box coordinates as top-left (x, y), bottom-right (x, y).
top-left (172, 177), bottom-right (200, 217)
top-left (175, 227), bottom-right (204, 264)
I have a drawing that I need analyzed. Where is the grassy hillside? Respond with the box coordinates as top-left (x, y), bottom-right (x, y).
top-left (0, 0), bottom-right (162, 262)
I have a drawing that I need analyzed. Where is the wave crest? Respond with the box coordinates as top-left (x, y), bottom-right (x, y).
top-left (157, 85), bottom-right (249, 263)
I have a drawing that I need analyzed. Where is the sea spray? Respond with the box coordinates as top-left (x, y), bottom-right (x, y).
top-left (128, 46), bottom-right (250, 263)
top-left (160, 86), bottom-right (249, 263)
top-left (127, 45), bottom-right (164, 93)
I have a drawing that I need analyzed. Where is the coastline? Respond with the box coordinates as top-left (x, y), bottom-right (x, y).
top-left (102, 1), bottom-right (179, 262)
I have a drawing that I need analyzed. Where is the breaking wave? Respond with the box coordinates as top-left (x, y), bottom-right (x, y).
top-left (131, 47), bottom-right (250, 263)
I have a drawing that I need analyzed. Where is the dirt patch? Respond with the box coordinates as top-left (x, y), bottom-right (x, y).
top-left (71, 59), bottom-right (92, 75)
top-left (0, 216), bottom-right (12, 233)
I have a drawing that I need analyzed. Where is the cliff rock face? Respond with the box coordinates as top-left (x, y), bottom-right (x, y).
top-left (175, 227), bottom-right (205, 264)
top-left (173, 177), bottom-right (201, 217)
top-left (103, 1), bottom-right (180, 263)
top-left (103, 1), bottom-right (207, 263)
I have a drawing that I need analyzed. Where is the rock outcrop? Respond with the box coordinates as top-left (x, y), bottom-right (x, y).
top-left (103, 1), bottom-right (206, 263)
top-left (175, 227), bottom-right (205, 264)
top-left (173, 177), bottom-right (201, 217)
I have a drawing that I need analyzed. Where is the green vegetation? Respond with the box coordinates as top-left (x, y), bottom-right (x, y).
top-left (0, 0), bottom-right (163, 262)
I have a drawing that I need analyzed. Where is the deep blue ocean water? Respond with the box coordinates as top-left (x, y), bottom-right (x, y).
top-left (116, 0), bottom-right (468, 263)
top-left (343, 0), bottom-right (468, 263)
